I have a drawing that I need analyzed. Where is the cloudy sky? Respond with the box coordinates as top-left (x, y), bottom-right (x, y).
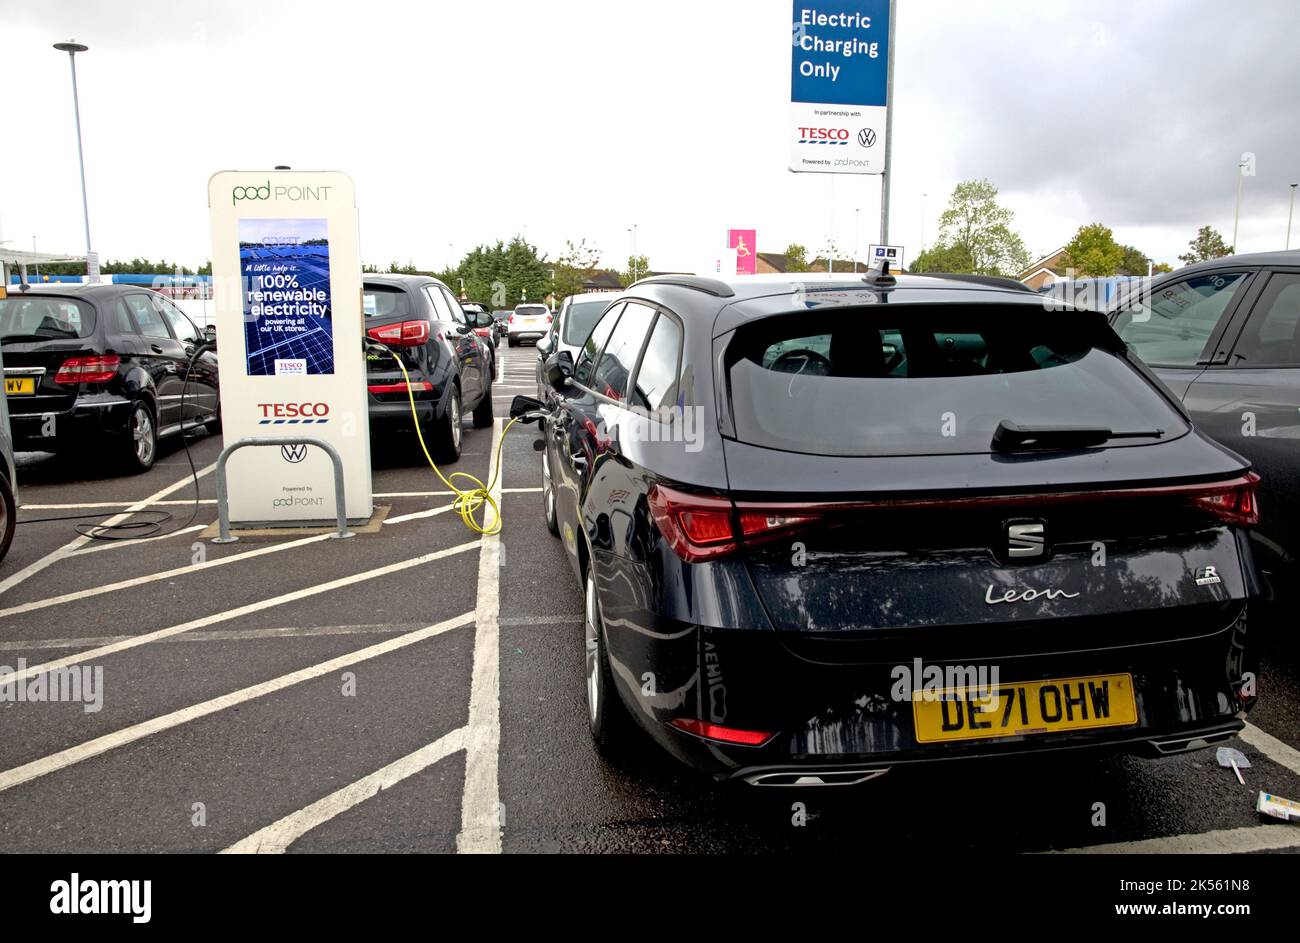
top-left (3, 0), bottom-right (1298, 273)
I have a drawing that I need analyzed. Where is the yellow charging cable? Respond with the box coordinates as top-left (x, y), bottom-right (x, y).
top-left (384, 347), bottom-right (522, 536)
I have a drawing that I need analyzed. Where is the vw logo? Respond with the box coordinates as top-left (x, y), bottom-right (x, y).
top-left (857, 127), bottom-right (877, 147)
top-left (280, 443), bottom-right (308, 464)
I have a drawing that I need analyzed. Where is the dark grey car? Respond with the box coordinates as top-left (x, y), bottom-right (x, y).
top-left (1111, 249), bottom-right (1300, 597)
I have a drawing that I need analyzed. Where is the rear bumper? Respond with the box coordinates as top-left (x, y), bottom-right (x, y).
top-left (508, 331), bottom-right (545, 342)
top-left (597, 567), bottom-right (1256, 778)
top-left (9, 395), bottom-right (133, 451)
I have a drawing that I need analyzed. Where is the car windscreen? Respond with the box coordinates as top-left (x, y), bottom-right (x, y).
top-left (723, 305), bottom-right (1187, 457)
top-left (0, 295), bottom-right (96, 341)
top-left (362, 285), bottom-right (412, 319)
top-left (561, 299), bottom-right (613, 346)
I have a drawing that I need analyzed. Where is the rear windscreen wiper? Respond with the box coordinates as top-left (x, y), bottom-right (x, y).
top-left (992, 420), bottom-right (1164, 452)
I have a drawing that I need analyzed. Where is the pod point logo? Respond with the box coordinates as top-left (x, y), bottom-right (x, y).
top-left (232, 180), bottom-right (333, 206)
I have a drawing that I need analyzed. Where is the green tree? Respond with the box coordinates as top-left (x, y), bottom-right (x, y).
top-left (910, 242), bottom-right (976, 274)
top-left (552, 238), bottom-right (601, 302)
top-left (621, 254), bottom-right (650, 285)
top-left (1179, 225), bottom-right (1234, 265)
top-left (1061, 223), bottom-right (1126, 276)
top-left (930, 179), bottom-right (1030, 276)
top-left (1152, 261), bottom-right (1173, 274)
top-left (784, 243), bottom-right (810, 273)
top-left (1117, 245), bottom-right (1151, 276)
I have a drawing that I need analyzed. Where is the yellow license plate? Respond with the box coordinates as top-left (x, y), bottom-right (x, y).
top-left (912, 673), bottom-right (1136, 743)
top-left (4, 377), bottom-right (35, 395)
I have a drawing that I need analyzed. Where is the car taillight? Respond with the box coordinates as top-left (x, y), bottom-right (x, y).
top-left (55, 354), bottom-right (119, 385)
top-left (648, 484), bottom-right (819, 562)
top-left (474, 327), bottom-right (490, 337)
top-left (546, 314), bottom-right (553, 323)
top-left (668, 718), bottom-right (775, 746)
top-left (508, 314), bottom-right (516, 324)
top-left (368, 380), bottom-right (432, 394)
top-left (366, 320), bottom-right (429, 347)
top-left (1186, 474), bottom-right (1260, 526)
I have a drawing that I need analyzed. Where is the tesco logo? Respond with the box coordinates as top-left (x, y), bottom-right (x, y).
top-left (256, 402), bottom-right (331, 424)
top-left (797, 127), bottom-right (850, 145)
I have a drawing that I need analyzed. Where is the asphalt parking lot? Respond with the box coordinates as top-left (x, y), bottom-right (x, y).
top-left (2, 345), bottom-right (1299, 854)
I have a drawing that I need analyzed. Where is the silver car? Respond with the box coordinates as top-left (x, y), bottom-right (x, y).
top-left (535, 292), bottom-right (623, 398)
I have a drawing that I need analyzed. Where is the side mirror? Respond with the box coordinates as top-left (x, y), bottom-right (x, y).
top-left (475, 312), bottom-right (493, 328)
top-left (509, 394), bottom-right (546, 424)
top-left (455, 323), bottom-right (472, 335)
top-left (204, 324), bottom-right (217, 345)
top-left (545, 350), bottom-right (574, 392)
top-left (537, 333), bottom-right (554, 356)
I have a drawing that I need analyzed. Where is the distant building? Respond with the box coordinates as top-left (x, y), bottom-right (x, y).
top-left (756, 252), bottom-right (788, 274)
top-left (583, 271), bottom-right (624, 292)
top-left (1019, 247), bottom-right (1069, 290)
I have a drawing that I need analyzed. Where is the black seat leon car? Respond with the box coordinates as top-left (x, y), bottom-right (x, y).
top-left (523, 271), bottom-right (1262, 785)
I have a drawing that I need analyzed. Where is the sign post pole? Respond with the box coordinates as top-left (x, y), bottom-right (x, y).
top-left (880, 0), bottom-right (896, 245)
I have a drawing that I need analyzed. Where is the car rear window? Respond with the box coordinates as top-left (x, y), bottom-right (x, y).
top-left (362, 285), bottom-right (412, 319)
top-left (515, 305), bottom-right (548, 317)
top-left (562, 299), bottom-right (613, 346)
top-left (724, 305), bottom-right (1188, 457)
top-left (0, 295), bottom-right (96, 341)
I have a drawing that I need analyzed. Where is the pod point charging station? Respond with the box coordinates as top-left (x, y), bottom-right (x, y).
top-left (207, 170), bottom-right (372, 536)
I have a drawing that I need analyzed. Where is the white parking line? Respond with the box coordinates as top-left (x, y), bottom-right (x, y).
top-left (0, 532), bottom-right (335, 620)
top-left (0, 613), bottom-right (475, 795)
top-left (221, 726), bottom-right (469, 853)
top-left (1241, 722), bottom-right (1300, 777)
top-left (457, 417), bottom-right (504, 854)
top-left (21, 500), bottom-right (218, 509)
top-left (0, 541), bottom-right (479, 685)
top-left (1049, 824), bottom-right (1300, 854)
top-left (0, 622), bottom-right (427, 651)
top-left (0, 463), bottom-right (216, 598)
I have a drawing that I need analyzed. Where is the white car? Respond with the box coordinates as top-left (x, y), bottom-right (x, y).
top-left (507, 303), bottom-right (552, 347)
top-left (535, 292), bottom-right (623, 397)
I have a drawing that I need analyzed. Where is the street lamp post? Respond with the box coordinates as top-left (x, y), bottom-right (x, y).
top-left (627, 224), bottom-right (638, 282)
top-left (53, 41), bottom-right (93, 280)
top-left (1287, 184), bottom-right (1298, 251)
top-left (1232, 158), bottom-right (1247, 251)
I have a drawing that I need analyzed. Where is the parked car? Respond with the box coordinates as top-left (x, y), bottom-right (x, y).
top-left (507, 303), bottom-right (551, 347)
top-left (491, 310), bottom-right (510, 340)
top-left (1111, 249), bottom-right (1300, 600)
top-left (535, 291), bottom-right (622, 399)
top-left (0, 328), bottom-right (14, 562)
top-left (514, 271), bottom-right (1260, 783)
top-left (461, 302), bottom-right (495, 348)
top-left (1, 284), bottom-right (219, 473)
top-left (362, 274), bottom-right (493, 461)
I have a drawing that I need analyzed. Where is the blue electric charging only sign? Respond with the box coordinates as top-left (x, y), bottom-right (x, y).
top-left (790, 1), bottom-right (890, 174)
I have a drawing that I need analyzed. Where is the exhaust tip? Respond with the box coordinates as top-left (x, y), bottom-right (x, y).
top-left (744, 767), bottom-right (890, 787)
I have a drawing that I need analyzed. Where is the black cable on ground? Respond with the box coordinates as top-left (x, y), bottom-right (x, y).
top-left (17, 339), bottom-right (214, 541)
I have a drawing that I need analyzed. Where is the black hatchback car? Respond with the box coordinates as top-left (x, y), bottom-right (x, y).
top-left (1, 284), bottom-right (219, 473)
top-left (362, 275), bottom-right (494, 461)
top-left (518, 271), bottom-right (1261, 784)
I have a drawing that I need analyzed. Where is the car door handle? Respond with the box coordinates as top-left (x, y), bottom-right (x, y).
top-left (150, 344), bottom-right (164, 354)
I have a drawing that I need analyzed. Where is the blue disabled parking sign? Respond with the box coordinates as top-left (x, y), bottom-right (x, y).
top-left (790, 0), bottom-right (891, 174)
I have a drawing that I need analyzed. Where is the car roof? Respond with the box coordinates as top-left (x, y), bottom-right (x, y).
top-left (1158, 249), bottom-right (1300, 282)
top-left (563, 291), bottom-right (624, 304)
top-left (618, 272), bottom-right (1096, 337)
top-left (363, 273), bottom-right (444, 289)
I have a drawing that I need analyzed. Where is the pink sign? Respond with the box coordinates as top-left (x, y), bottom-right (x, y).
top-left (728, 229), bottom-right (757, 275)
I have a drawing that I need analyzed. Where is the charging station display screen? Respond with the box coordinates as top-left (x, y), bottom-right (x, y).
top-left (238, 217), bottom-right (334, 376)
